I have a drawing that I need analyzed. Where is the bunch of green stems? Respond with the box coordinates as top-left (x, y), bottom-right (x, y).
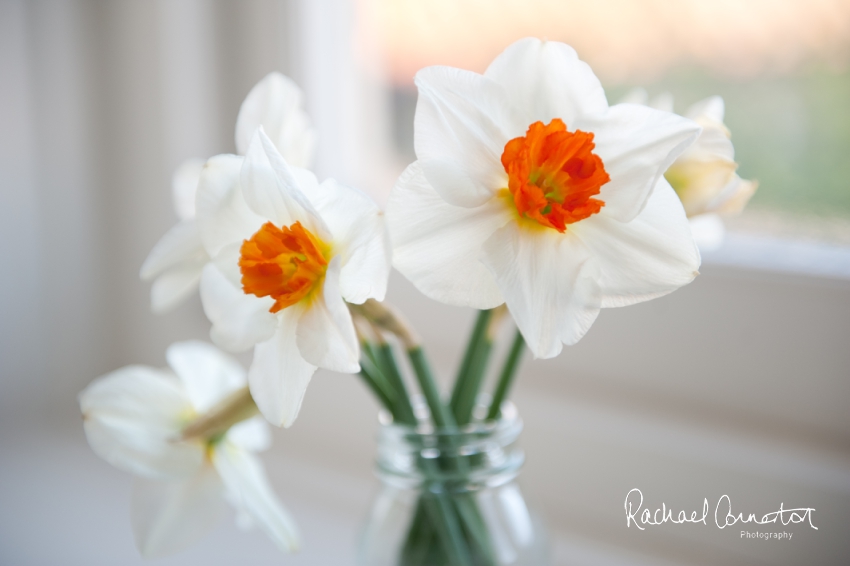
top-left (351, 301), bottom-right (526, 566)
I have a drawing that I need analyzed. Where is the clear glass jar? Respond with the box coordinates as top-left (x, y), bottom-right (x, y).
top-left (358, 402), bottom-right (550, 566)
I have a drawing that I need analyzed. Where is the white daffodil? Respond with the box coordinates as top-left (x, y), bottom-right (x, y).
top-left (141, 72), bottom-right (316, 313)
top-left (79, 340), bottom-right (299, 558)
top-left (387, 38), bottom-right (702, 360)
top-left (622, 89), bottom-right (758, 250)
top-left (195, 127), bottom-right (390, 427)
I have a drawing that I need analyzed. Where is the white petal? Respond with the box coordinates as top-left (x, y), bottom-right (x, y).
top-left (166, 340), bottom-right (247, 413)
top-left (150, 259), bottom-right (206, 315)
top-left (200, 263), bottom-right (277, 353)
top-left (709, 174), bottom-right (758, 215)
top-left (79, 366), bottom-right (203, 479)
top-left (576, 103), bottom-right (701, 222)
top-left (235, 72), bottom-right (316, 168)
top-left (249, 306), bottom-right (317, 428)
top-left (296, 258), bottom-right (360, 373)
top-left (575, 179), bottom-right (701, 308)
top-left (240, 128), bottom-right (329, 239)
top-left (413, 66), bottom-right (517, 207)
top-left (306, 178), bottom-right (390, 303)
top-left (689, 213), bottom-right (726, 252)
top-left (484, 38), bottom-right (608, 127)
top-left (481, 223), bottom-right (602, 359)
top-left (140, 220), bottom-right (206, 281)
top-left (171, 158), bottom-right (205, 221)
top-left (226, 416), bottom-right (272, 453)
top-left (686, 96), bottom-right (725, 123)
top-left (212, 443), bottom-right (300, 553)
top-left (195, 153), bottom-right (265, 258)
top-left (211, 242), bottom-right (243, 288)
top-left (386, 162), bottom-right (510, 309)
top-left (131, 465), bottom-right (226, 558)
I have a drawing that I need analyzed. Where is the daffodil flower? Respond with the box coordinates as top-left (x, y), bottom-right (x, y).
top-left (623, 89), bottom-right (758, 250)
top-left (79, 341), bottom-right (299, 558)
top-left (664, 96), bottom-right (758, 250)
top-left (195, 128), bottom-right (390, 427)
top-left (141, 72), bottom-right (316, 313)
top-left (387, 38), bottom-right (703, 359)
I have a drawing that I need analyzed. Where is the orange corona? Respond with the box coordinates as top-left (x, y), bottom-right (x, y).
top-left (501, 119), bottom-right (609, 232)
top-left (239, 221), bottom-right (329, 313)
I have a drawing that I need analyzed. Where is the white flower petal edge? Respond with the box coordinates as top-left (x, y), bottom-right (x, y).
top-left (484, 37), bottom-right (608, 128)
top-left (80, 366), bottom-right (203, 479)
top-left (131, 465), bottom-right (227, 558)
top-left (149, 256), bottom-right (207, 314)
top-left (575, 103), bottom-right (701, 222)
top-left (573, 178), bottom-right (701, 308)
top-left (144, 71), bottom-right (315, 314)
top-left (140, 220), bottom-right (208, 314)
top-left (241, 127), bottom-right (331, 240)
top-left (295, 257), bottom-right (360, 373)
top-left (305, 177), bottom-right (391, 304)
top-left (249, 306), bottom-right (317, 428)
top-left (235, 71), bottom-right (316, 168)
top-left (166, 340), bottom-right (247, 413)
top-left (213, 443), bottom-right (301, 553)
top-left (481, 224), bottom-right (602, 359)
top-left (172, 158), bottom-right (206, 221)
top-left (387, 162), bottom-right (510, 309)
top-left (414, 66), bottom-right (517, 207)
top-left (80, 341), bottom-right (299, 557)
top-left (200, 263), bottom-right (278, 353)
top-left (196, 154), bottom-right (266, 259)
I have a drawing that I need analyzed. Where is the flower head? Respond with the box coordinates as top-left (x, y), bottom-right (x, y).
top-left (664, 95), bottom-right (757, 220)
top-left (79, 341), bottom-right (299, 558)
top-left (196, 128), bottom-right (390, 427)
top-left (387, 38), bottom-right (702, 359)
top-left (623, 90), bottom-right (758, 250)
top-left (141, 72), bottom-right (316, 314)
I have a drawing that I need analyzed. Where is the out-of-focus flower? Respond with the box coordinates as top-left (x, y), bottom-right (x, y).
top-left (79, 341), bottom-right (299, 558)
top-left (196, 128), bottom-right (390, 427)
top-left (623, 90), bottom-right (758, 250)
top-left (387, 38), bottom-right (701, 359)
top-left (141, 73), bottom-right (316, 313)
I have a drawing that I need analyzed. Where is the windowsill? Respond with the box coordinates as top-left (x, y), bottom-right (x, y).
top-left (701, 231), bottom-right (850, 281)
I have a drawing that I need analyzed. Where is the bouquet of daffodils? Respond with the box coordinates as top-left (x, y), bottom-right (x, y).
top-left (80, 38), bottom-right (754, 562)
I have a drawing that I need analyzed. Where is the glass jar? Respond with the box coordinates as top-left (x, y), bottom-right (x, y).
top-left (358, 402), bottom-right (549, 566)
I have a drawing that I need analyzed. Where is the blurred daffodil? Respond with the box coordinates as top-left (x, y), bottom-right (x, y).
top-left (196, 128), bottom-right (390, 427)
top-left (623, 89), bottom-right (758, 250)
top-left (79, 341), bottom-right (299, 558)
top-left (387, 38), bottom-right (702, 359)
top-left (141, 73), bottom-right (316, 313)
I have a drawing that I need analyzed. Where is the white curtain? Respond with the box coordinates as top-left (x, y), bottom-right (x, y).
top-left (0, 0), bottom-right (391, 426)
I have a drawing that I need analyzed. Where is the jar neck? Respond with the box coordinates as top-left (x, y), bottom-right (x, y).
top-left (375, 402), bottom-right (524, 493)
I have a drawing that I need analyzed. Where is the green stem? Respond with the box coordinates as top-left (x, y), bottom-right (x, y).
top-left (407, 347), bottom-right (456, 429)
top-left (377, 344), bottom-right (417, 425)
top-left (406, 346), bottom-right (497, 566)
top-left (358, 355), bottom-right (397, 417)
top-left (450, 309), bottom-right (495, 425)
top-left (486, 329), bottom-right (526, 421)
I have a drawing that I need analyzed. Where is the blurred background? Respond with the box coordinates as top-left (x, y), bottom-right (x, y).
top-left (1, 0), bottom-right (849, 564)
